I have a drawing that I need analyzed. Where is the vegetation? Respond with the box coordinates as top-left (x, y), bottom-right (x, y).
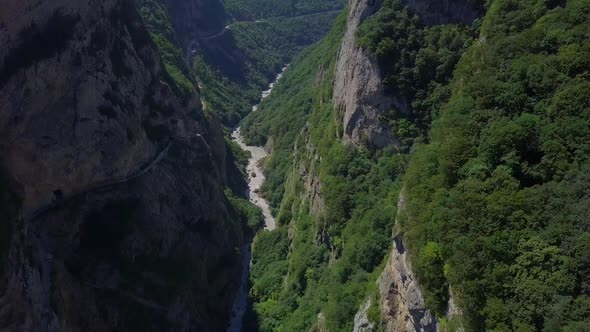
top-left (225, 188), bottom-right (265, 230)
top-left (139, 0), bottom-right (196, 101)
top-left (138, 0), bottom-right (265, 232)
top-left (224, 0), bottom-right (344, 20)
top-left (399, 0), bottom-right (590, 329)
top-left (242, 11), bottom-right (405, 330)
top-left (192, 11), bottom-right (339, 126)
top-left (357, 0), bottom-right (477, 148)
top-left (244, 0), bottom-right (590, 331)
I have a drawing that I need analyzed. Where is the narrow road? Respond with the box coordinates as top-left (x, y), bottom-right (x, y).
top-left (24, 142), bottom-right (172, 222)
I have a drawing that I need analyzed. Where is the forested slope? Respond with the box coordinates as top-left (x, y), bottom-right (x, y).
top-left (400, 0), bottom-right (590, 330)
top-left (241, 0), bottom-right (590, 331)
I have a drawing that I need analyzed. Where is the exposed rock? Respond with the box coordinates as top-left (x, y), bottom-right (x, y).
top-left (378, 237), bottom-right (437, 332)
top-left (353, 298), bottom-right (376, 332)
top-left (333, 0), bottom-right (482, 149)
top-left (0, 0), bottom-right (245, 330)
top-left (309, 312), bottom-right (329, 332)
top-left (333, 0), bottom-right (405, 149)
top-left (378, 191), bottom-right (437, 332)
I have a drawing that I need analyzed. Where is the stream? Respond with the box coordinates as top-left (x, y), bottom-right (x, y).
top-left (227, 66), bottom-right (287, 331)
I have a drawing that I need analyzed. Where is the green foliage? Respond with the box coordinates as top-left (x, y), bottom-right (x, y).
top-left (244, 10), bottom-right (414, 330)
top-left (224, 0), bottom-right (344, 20)
top-left (225, 188), bottom-right (265, 231)
top-left (138, 0), bottom-right (264, 235)
top-left (241, 10), bottom-right (347, 210)
top-left (416, 242), bottom-right (448, 313)
top-left (400, 0), bottom-right (590, 329)
top-left (139, 0), bottom-right (196, 101)
top-left (357, 0), bottom-right (476, 148)
top-left (192, 12), bottom-right (338, 126)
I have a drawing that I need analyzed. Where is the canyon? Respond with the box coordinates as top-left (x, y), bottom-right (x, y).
top-left (2, 0), bottom-right (589, 330)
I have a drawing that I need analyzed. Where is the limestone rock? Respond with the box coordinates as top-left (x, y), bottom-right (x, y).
top-left (378, 237), bottom-right (437, 332)
top-left (353, 298), bottom-right (376, 332)
top-left (0, 0), bottom-right (245, 330)
top-left (333, 0), bottom-right (404, 149)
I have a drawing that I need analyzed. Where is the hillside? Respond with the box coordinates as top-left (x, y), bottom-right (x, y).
top-left (0, 0), bottom-right (259, 330)
top-left (1, 0), bottom-right (589, 330)
top-left (241, 0), bottom-right (590, 330)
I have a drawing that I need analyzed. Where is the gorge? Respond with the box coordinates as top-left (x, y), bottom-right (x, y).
top-left (1, 0), bottom-right (590, 331)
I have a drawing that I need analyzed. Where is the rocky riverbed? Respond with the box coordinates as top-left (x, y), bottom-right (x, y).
top-left (226, 66), bottom-right (286, 331)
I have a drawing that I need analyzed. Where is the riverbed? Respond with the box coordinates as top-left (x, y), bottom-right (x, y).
top-left (227, 66), bottom-right (286, 331)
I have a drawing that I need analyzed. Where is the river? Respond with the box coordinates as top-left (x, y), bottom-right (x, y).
top-left (226, 66), bottom-right (287, 331)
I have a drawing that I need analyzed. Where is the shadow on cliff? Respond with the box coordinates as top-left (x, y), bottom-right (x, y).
top-left (196, 32), bottom-right (250, 83)
top-left (242, 294), bottom-right (261, 332)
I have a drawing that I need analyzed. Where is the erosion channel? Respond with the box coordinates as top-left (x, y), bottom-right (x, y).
top-left (227, 67), bottom-right (286, 331)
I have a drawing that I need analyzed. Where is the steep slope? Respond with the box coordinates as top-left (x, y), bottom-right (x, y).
top-left (0, 0), bottom-right (251, 330)
top-left (241, 0), bottom-right (590, 331)
top-left (333, 0), bottom-right (398, 149)
top-left (240, 0), bottom-right (481, 330)
top-left (334, 0), bottom-right (482, 149)
top-left (400, 0), bottom-right (590, 330)
top-left (241, 9), bottom-right (411, 331)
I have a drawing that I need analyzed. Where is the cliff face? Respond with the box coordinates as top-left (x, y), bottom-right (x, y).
top-left (333, 0), bottom-right (481, 148)
top-left (332, 0), bottom-right (401, 149)
top-left (378, 239), bottom-right (437, 332)
top-left (0, 0), bottom-right (244, 330)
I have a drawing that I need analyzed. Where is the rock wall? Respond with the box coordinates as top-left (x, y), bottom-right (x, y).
top-left (332, 0), bottom-right (403, 149)
top-left (353, 298), bottom-right (376, 332)
top-left (0, 0), bottom-right (245, 330)
top-left (377, 192), bottom-right (437, 332)
top-left (332, 0), bottom-right (481, 149)
top-left (378, 237), bottom-right (437, 332)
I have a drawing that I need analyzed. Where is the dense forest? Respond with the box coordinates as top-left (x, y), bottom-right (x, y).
top-left (193, 11), bottom-right (339, 126)
top-left (224, 0), bottom-right (345, 20)
top-left (400, 0), bottom-right (590, 330)
top-left (241, 0), bottom-right (590, 330)
top-left (242, 11), bottom-right (404, 331)
top-left (138, 0), bottom-right (339, 127)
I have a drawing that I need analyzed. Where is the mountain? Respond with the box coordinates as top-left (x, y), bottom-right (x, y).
top-left (241, 0), bottom-right (590, 330)
top-left (1, 0), bottom-right (589, 330)
top-left (0, 0), bottom-right (253, 330)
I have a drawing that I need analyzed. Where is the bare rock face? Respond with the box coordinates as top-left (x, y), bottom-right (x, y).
top-left (333, 0), bottom-right (481, 149)
top-left (333, 0), bottom-right (404, 149)
top-left (353, 298), bottom-right (376, 332)
top-left (378, 192), bottom-right (437, 332)
top-left (0, 0), bottom-right (244, 330)
top-left (378, 237), bottom-right (437, 332)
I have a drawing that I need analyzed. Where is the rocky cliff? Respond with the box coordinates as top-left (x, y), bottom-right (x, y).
top-left (0, 0), bottom-right (245, 330)
top-left (333, 0), bottom-right (481, 148)
top-left (378, 238), bottom-right (437, 332)
top-left (333, 0), bottom-right (401, 149)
